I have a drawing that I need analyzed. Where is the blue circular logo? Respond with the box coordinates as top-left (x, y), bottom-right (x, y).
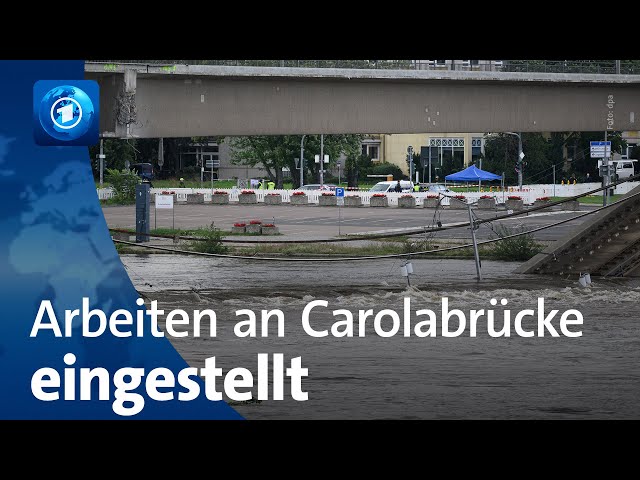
top-left (38, 85), bottom-right (95, 141)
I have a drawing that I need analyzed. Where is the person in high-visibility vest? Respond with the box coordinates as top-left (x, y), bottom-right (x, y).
top-left (267, 181), bottom-right (275, 190)
top-left (413, 183), bottom-right (420, 192)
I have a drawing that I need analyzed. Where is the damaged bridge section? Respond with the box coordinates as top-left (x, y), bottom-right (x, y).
top-left (516, 186), bottom-right (640, 278)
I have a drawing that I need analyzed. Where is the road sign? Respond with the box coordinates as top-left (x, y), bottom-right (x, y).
top-left (519, 151), bottom-right (525, 160)
top-left (155, 194), bottom-right (174, 209)
top-left (324, 154), bottom-right (329, 163)
top-left (335, 188), bottom-right (345, 197)
top-left (590, 141), bottom-right (611, 158)
top-left (337, 197), bottom-right (344, 206)
top-left (315, 154), bottom-right (320, 163)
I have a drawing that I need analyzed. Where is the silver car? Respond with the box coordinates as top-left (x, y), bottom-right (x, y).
top-left (296, 184), bottom-right (338, 191)
top-left (425, 184), bottom-right (452, 194)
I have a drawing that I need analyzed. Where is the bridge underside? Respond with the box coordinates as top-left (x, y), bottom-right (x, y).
top-left (85, 66), bottom-right (640, 137)
top-left (516, 186), bottom-right (640, 278)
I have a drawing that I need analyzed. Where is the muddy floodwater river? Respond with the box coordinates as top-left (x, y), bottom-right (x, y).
top-left (121, 254), bottom-right (640, 420)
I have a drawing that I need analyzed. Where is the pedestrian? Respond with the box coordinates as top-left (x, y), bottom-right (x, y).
top-left (394, 180), bottom-right (402, 193)
top-left (584, 172), bottom-right (591, 183)
top-left (267, 180), bottom-right (275, 190)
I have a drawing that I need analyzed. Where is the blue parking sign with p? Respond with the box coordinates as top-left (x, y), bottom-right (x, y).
top-left (336, 188), bottom-right (345, 197)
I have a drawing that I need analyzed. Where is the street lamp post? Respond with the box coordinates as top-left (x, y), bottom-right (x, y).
top-left (299, 134), bottom-right (306, 188)
top-left (407, 145), bottom-right (414, 183)
top-left (505, 132), bottom-right (524, 190)
top-left (319, 134), bottom-right (324, 187)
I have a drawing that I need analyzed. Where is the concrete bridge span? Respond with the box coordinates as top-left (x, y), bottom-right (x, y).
top-left (84, 62), bottom-right (640, 138)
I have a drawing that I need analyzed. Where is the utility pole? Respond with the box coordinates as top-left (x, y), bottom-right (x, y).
top-left (98, 138), bottom-right (105, 186)
top-left (407, 145), bottom-right (414, 184)
top-left (603, 130), bottom-right (609, 207)
top-left (517, 133), bottom-right (523, 191)
top-left (615, 60), bottom-right (621, 74)
top-left (299, 134), bottom-right (306, 188)
top-left (553, 164), bottom-right (556, 198)
top-left (468, 202), bottom-right (482, 281)
top-left (319, 134), bottom-right (324, 187)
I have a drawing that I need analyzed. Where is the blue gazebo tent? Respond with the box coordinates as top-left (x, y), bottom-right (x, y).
top-left (445, 165), bottom-right (503, 191)
top-left (445, 165), bottom-right (502, 182)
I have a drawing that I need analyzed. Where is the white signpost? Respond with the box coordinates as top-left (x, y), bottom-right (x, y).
top-left (155, 194), bottom-right (175, 230)
top-left (336, 187), bottom-right (345, 235)
top-left (591, 140), bottom-right (612, 206)
top-left (590, 141), bottom-right (611, 158)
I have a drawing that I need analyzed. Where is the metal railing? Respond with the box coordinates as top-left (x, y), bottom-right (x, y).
top-left (92, 60), bottom-right (640, 74)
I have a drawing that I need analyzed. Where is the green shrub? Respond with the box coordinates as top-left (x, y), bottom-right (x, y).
top-left (401, 238), bottom-right (433, 254)
top-left (105, 168), bottom-right (140, 203)
top-left (489, 224), bottom-right (543, 261)
top-left (189, 223), bottom-right (228, 254)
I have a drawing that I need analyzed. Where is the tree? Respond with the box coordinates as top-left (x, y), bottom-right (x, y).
top-left (567, 131), bottom-right (626, 179)
top-left (229, 134), bottom-right (363, 189)
top-left (369, 162), bottom-right (404, 182)
top-left (89, 139), bottom-right (138, 179)
top-left (345, 153), bottom-right (373, 188)
top-left (520, 133), bottom-right (552, 184)
top-left (104, 168), bottom-right (139, 202)
top-left (482, 134), bottom-right (522, 185)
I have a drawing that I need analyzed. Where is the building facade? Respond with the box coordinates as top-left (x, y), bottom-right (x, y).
top-left (622, 131), bottom-right (639, 159)
top-left (363, 133), bottom-right (486, 183)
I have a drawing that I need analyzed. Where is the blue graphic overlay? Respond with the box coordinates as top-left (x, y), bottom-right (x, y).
top-left (1, 61), bottom-right (241, 419)
top-left (33, 80), bottom-right (99, 146)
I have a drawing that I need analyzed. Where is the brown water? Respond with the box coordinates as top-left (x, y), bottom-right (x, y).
top-left (122, 254), bottom-right (640, 419)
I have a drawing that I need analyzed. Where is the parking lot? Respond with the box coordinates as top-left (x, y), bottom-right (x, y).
top-left (102, 202), bottom-right (597, 242)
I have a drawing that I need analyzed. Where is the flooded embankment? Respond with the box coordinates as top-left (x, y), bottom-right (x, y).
top-left (121, 254), bottom-right (640, 419)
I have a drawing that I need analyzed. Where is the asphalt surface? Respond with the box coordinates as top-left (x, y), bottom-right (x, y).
top-left (102, 203), bottom-right (600, 242)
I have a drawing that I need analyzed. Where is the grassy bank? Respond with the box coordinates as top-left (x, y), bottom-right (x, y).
top-left (549, 195), bottom-right (621, 204)
top-left (114, 236), bottom-right (543, 261)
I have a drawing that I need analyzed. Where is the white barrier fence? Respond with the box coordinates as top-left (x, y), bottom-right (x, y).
top-left (96, 182), bottom-right (640, 206)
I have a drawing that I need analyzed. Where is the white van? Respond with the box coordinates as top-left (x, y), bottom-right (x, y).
top-left (615, 160), bottom-right (636, 179)
top-left (369, 180), bottom-right (414, 193)
top-left (598, 159), bottom-right (637, 179)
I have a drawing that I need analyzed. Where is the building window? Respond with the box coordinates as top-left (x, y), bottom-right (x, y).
top-left (361, 141), bottom-right (381, 161)
top-left (430, 137), bottom-right (464, 147)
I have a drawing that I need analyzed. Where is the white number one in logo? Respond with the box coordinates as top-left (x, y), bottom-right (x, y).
top-left (56, 103), bottom-right (74, 123)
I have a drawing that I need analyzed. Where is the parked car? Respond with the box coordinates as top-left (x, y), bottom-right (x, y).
top-left (296, 184), bottom-right (338, 191)
top-left (369, 180), bottom-right (413, 193)
top-left (424, 183), bottom-right (452, 194)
